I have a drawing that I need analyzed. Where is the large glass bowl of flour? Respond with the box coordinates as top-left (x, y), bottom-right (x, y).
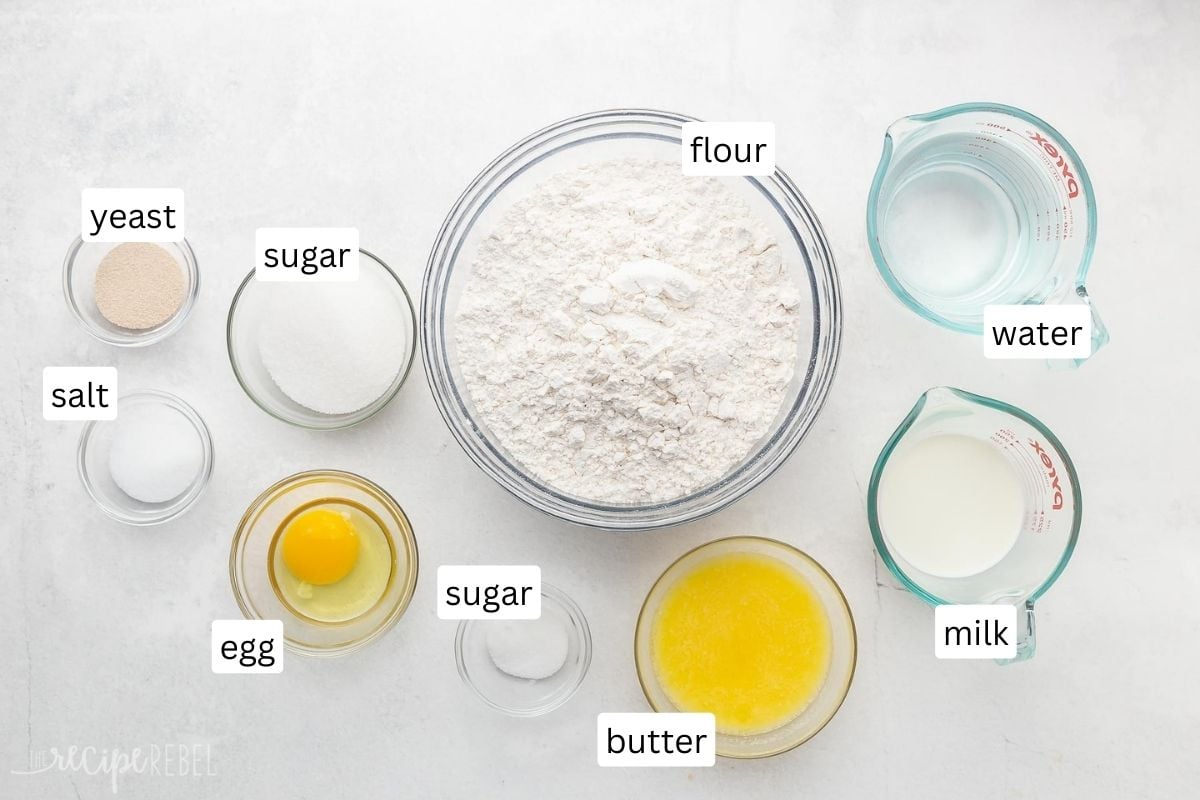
top-left (422, 109), bottom-right (841, 530)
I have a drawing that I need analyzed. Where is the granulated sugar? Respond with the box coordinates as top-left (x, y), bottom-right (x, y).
top-left (94, 243), bottom-right (186, 330)
top-left (455, 159), bottom-right (802, 504)
top-left (486, 617), bottom-right (570, 680)
top-left (257, 281), bottom-right (408, 415)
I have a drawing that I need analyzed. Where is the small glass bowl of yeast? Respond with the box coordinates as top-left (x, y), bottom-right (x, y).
top-left (63, 237), bottom-right (199, 346)
top-left (229, 470), bottom-right (418, 656)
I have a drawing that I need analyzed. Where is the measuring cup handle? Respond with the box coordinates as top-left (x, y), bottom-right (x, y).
top-left (1081, 287), bottom-right (1109, 358)
top-left (996, 600), bottom-right (1037, 665)
top-left (1050, 286), bottom-right (1109, 369)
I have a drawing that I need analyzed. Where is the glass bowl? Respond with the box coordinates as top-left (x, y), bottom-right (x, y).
top-left (634, 536), bottom-right (856, 758)
top-left (77, 389), bottom-right (214, 525)
top-left (455, 583), bottom-right (592, 716)
top-left (226, 249), bottom-right (417, 430)
top-left (63, 237), bottom-right (199, 346)
top-left (229, 470), bottom-right (419, 657)
top-left (422, 109), bottom-right (842, 530)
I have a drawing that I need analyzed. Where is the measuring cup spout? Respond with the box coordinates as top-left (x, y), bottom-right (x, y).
top-left (883, 115), bottom-right (928, 152)
top-left (996, 600), bottom-right (1037, 665)
top-left (909, 386), bottom-right (973, 423)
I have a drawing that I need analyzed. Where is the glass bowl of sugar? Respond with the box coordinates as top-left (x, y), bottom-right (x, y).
top-left (422, 109), bottom-right (843, 530)
top-left (226, 249), bottom-right (417, 430)
top-left (63, 238), bottom-right (200, 346)
top-left (454, 583), bottom-right (592, 716)
top-left (77, 390), bottom-right (214, 525)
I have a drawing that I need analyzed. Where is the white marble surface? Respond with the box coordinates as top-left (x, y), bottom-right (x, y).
top-left (2, 1), bottom-right (1198, 797)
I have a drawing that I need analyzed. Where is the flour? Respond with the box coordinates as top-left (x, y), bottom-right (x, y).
top-left (455, 159), bottom-right (802, 504)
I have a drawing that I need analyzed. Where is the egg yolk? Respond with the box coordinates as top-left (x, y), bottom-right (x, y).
top-left (281, 508), bottom-right (360, 585)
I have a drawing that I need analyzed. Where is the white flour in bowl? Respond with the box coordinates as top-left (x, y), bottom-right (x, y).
top-left (455, 159), bottom-right (802, 504)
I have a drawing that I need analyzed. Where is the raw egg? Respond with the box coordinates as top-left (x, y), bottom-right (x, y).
top-left (282, 508), bottom-right (360, 585)
top-left (271, 502), bottom-right (394, 623)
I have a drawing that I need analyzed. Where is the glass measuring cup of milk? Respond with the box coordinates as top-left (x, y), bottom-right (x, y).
top-left (866, 103), bottom-right (1107, 364)
top-left (867, 387), bottom-right (1081, 663)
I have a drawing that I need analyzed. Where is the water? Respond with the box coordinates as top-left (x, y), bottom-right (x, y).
top-left (881, 163), bottom-right (1019, 300)
top-left (877, 131), bottom-right (1065, 316)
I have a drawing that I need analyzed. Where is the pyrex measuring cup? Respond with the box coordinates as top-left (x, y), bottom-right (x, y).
top-left (867, 103), bottom-right (1107, 364)
top-left (867, 387), bottom-right (1081, 663)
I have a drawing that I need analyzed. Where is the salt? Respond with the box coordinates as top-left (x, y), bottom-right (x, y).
top-left (108, 405), bottom-right (202, 504)
top-left (485, 616), bottom-right (570, 680)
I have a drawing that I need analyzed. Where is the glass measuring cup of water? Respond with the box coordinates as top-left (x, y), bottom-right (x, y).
top-left (867, 387), bottom-right (1081, 663)
top-left (866, 103), bottom-right (1107, 363)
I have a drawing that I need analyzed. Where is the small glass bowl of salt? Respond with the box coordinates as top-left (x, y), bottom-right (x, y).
top-left (77, 390), bottom-right (213, 525)
top-left (455, 583), bottom-right (592, 716)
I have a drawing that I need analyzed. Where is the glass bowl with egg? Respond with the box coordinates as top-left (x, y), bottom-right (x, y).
top-left (635, 536), bottom-right (856, 758)
top-left (229, 470), bottom-right (419, 656)
top-left (422, 109), bottom-right (842, 530)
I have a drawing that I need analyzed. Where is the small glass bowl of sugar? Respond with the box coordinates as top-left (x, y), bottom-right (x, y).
top-left (454, 583), bottom-right (592, 716)
top-left (77, 390), bottom-right (214, 525)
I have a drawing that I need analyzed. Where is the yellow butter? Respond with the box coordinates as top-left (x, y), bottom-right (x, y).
top-left (651, 551), bottom-right (831, 735)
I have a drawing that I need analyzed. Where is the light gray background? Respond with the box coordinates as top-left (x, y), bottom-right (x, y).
top-left (2, 1), bottom-right (1196, 797)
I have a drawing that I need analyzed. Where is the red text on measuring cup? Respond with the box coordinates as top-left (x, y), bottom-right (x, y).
top-left (1029, 439), bottom-right (1065, 511)
top-left (1028, 132), bottom-right (1080, 200)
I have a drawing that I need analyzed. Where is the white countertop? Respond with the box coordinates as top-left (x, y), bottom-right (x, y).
top-left (2, 1), bottom-right (1197, 797)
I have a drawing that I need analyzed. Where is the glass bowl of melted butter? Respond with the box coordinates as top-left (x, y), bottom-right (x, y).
top-left (230, 470), bottom-right (419, 656)
top-left (635, 536), bottom-right (856, 758)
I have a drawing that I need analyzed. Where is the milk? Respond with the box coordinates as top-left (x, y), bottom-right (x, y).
top-left (877, 434), bottom-right (1024, 578)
